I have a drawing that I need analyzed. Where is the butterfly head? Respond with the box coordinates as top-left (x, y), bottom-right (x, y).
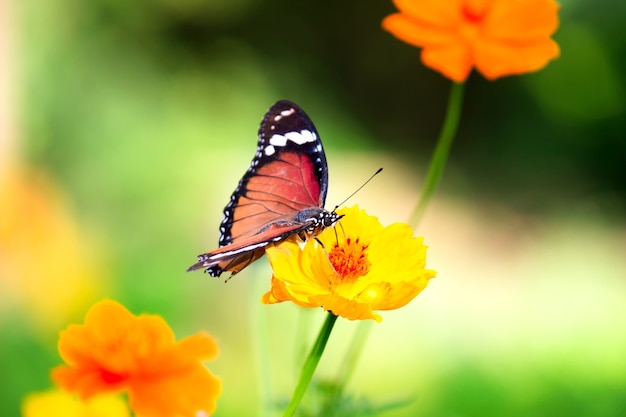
top-left (322, 209), bottom-right (344, 228)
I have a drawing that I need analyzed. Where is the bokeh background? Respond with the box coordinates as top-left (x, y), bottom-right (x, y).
top-left (1, 0), bottom-right (625, 416)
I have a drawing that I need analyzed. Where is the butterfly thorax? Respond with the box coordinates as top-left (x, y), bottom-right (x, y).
top-left (294, 207), bottom-right (343, 237)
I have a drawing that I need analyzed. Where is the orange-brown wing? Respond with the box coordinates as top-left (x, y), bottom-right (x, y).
top-left (187, 222), bottom-right (308, 276)
top-left (189, 100), bottom-right (329, 278)
top-left (218, 100), bottom-right (328, 247)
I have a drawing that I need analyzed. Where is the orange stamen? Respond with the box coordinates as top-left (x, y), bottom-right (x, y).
top-left (328, 237), bottom-right (371, 281)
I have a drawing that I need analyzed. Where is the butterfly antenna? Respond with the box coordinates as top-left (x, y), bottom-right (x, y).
top-left (334, 167), bottom-right (383, 210)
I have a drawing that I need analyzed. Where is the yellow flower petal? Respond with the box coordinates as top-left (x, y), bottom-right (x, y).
top-left (263, 205), bottom-right (436, 322)
top-left (22, 389), bottom-right (129, 417)
top-left (310, 293), bottom-right (382, 322)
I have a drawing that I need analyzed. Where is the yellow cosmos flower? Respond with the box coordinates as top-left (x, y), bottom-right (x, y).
top-left (262, 205), bottom-right (436, 322)
top-left (22, 389), bottom-right (129, 417)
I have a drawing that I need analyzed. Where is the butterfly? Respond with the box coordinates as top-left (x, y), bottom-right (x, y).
top-left (187, 100), bottom-right (342, 277)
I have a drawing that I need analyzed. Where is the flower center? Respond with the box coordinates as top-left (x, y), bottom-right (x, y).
top-left (99, 368), bottom-right (128, 384)
top-left (328, 237), bottom-right (371, 281)
top-left (462, 2), bottom-right (487, 24)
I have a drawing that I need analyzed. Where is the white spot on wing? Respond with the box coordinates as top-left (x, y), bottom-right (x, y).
top-left (285, 130), bottom-right (316, 144)
top-left (269, 134), bottom-right (287, 147)
top-left (265, 145), bottom-right (276, 156)
top-left (269, 130), bottom-right (317, 149)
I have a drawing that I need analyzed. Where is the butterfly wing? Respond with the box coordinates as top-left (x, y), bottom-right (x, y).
top-left (190, 100), bottom-right (330, 277)
top-left (186, 222), bottom-right (308, 274)
top-left (219, 100), bottom-right (329, 246)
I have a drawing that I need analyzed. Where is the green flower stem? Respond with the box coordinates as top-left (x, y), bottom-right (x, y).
top-left (282, 311), bottom-right (338, 417)
top-left (411, 81), bottom-right (466, 227)
top-left (326, 320), bottom-right (373, 410)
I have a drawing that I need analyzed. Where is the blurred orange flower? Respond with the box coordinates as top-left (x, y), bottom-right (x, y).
top-left (52, 300), bottom-right (222, 417)
top-left (0, 167), bottom-right (104, 331)
top-left (262, 206), bottom-right (436, 322)
top-left (382, 0), bottom-right (561, 82)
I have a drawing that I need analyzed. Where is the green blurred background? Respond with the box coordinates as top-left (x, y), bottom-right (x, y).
top-left (1, 0), bottom-right (625, 416)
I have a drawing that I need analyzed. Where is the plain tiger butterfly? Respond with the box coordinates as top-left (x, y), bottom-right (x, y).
top-left (187, 100), bottom-right (342, 277)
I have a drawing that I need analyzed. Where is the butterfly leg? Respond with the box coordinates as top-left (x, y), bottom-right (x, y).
top-left (331, 220), bottom-right (346, 246)
top-left (224, 252), bottom-right (255, 283)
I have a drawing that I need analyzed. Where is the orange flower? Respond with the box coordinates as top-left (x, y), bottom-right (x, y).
top-left (0, 166), bottom-right (105, 331)
top-left (262, 206), bottom-right (436, 322)
top-left (52, 300), bottom-right (221, 417)
top-left (382, 0), bottom-right (561, 82)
